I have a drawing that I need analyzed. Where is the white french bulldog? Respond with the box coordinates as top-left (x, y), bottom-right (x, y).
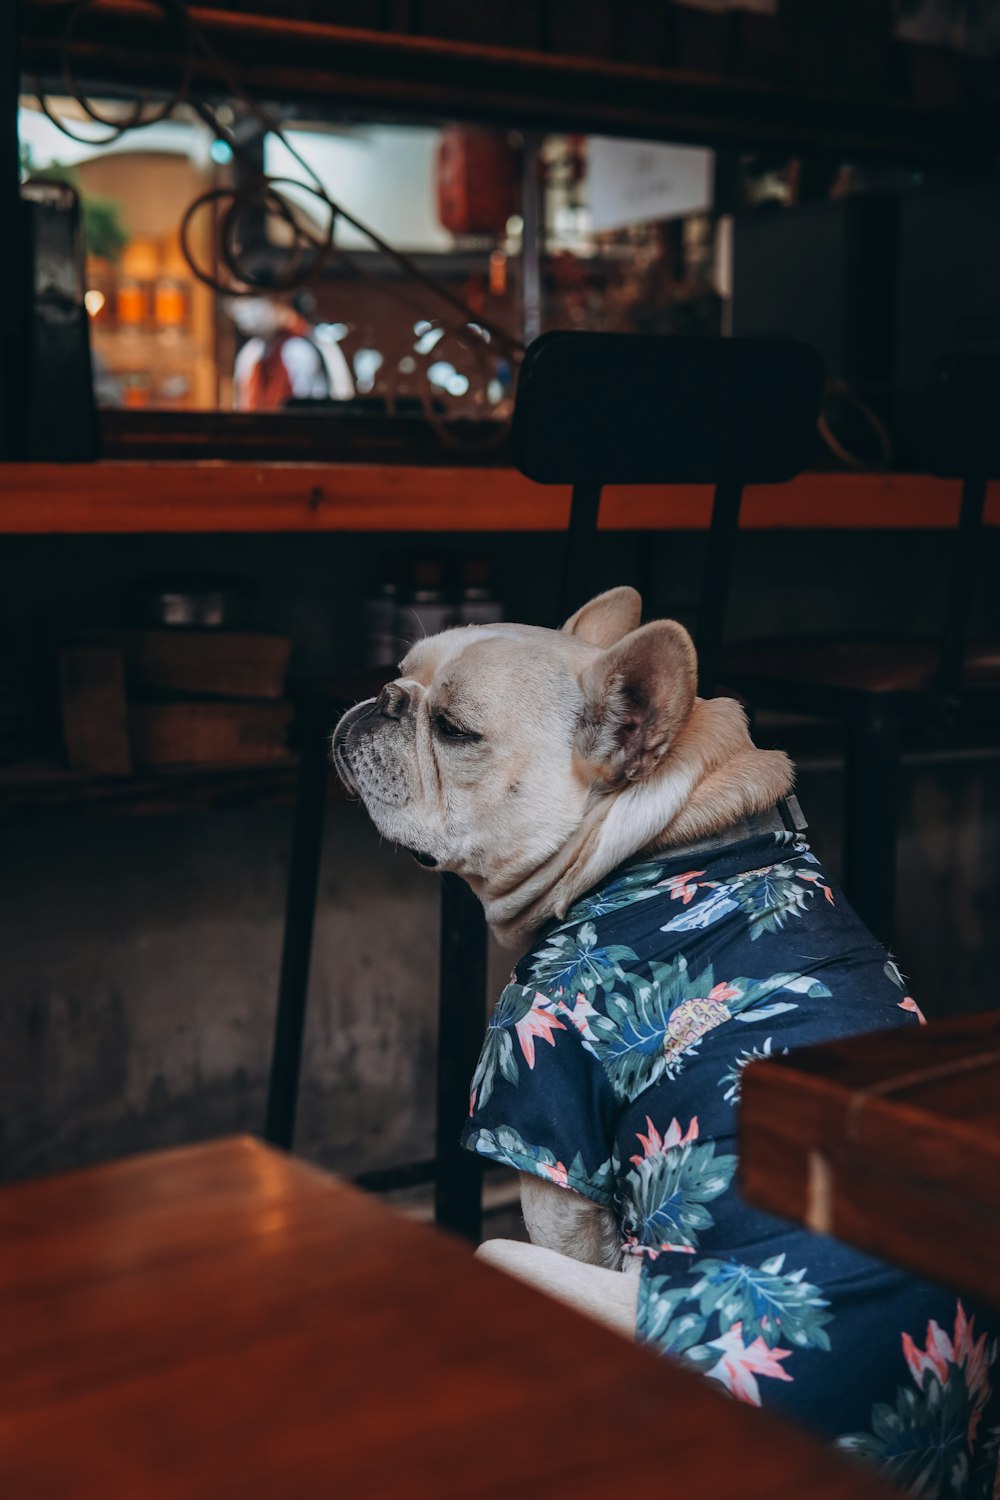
top-left (333, 587), bottom-right (1000, 1496)
top-left (332, 585), bottom-right (793, 1333)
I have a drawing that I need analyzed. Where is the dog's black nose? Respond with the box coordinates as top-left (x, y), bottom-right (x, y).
top-left (376, 681), bottom-right (410, 720)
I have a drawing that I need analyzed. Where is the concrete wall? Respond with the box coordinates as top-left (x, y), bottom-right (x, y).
top-left (0, 798), bottom-right (464, 1180)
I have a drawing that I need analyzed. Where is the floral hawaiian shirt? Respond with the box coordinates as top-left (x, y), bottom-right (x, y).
top-left (462, 830), bottom-right (1000, 1500)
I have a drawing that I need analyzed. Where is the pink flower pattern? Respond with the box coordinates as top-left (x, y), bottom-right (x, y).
top-left (557, 990), bottom-right (602, 1046)
top-left (630, 1114), bottom-right (700, 1165)
top-left (798, 870), bottom-right (836, 905)
top-left (903, 1302), bottom-right (994, 1444)
top-left (514, 994), bottom-right (566, 1068)
top-left (659, 870), bottom-right (710, 905)
top-left (536, 1159), bottom-right (570, 1187)
top-left (704, 1322), bottom-right (794, 1405)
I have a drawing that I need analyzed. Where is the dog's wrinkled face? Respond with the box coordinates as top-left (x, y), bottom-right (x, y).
top-left (332, 587), bottom-right (698, 889)
top-left (333, 622), bottom-right (595, 879)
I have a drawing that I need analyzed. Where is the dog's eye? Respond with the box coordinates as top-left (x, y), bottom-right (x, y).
top-left (434, 712), bottom-right (479, 742)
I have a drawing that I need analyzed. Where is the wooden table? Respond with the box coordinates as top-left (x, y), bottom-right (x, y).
top-left (740, 1009), bottom-right (1000, 1307)
top-left (0, 1136), bottom-right (895, 1498)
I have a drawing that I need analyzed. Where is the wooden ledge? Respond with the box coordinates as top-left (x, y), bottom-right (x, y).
top-left (2, 464), bottom-right (999, 535)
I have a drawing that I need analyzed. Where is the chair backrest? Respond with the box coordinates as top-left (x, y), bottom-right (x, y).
top-left (926, 352), bottom-right (1000, 482)
top-left (511, 332), bottom-right (825, 692)
top-left (925, 353), bottom-right (1000, 696)
top-left (512, 332), bottom-right (824, 487)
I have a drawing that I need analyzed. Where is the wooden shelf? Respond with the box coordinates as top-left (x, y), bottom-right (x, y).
top-left (20, 0), bottom-right (1000, 163)
top-left (2, 463), bottom-right (999, 535)
top-left (0, 758), bottom-right (313, 824)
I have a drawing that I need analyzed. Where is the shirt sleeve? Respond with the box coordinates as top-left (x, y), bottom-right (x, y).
top-left (460, 979), bottom-right (620, 1207)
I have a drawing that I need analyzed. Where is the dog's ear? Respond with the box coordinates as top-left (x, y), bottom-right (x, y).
top-left (562, 586), bottom-right (642, 649)
top-left (578, 620), bottom-right (697, 783)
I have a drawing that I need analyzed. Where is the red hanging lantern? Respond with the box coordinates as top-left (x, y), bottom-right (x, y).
top-left (436, 127), bottom-right (520, 237)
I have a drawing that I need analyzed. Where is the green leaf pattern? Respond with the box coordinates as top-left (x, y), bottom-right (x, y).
top-left (620, 1133), bottom-right (738, 1253)
top-left (718, 1037), bottom-right (789, 1105)
top-left (469, 981), bottom-right (535, 1110)
top-left (638, 1250), bottom-right (832, 1399)
top-left (661, 859), bottom-right (834, 941)
top-left (690, 1254), bottom-right (832, 1351)
top-left (836, 1302), bottom-right (999, 1500)
top-left (466, 1124), bottom-right (616, 1202)
top-left (528, 921), bottom-right (638, 997)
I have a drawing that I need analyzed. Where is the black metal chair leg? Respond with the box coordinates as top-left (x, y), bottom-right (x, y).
top-left (265, 700), bottom-right (331, 1148)
top-left (557, 481), bottom-right (603, 624)
top-left (696, 481), bottom-right (744, 700)
top-left (434, 872), bottom-right (488, 1241)
top-left (843, 704), bottom-right (901, 948)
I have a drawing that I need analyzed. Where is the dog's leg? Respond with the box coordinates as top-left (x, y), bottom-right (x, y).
top-left (519, 1175), bottom-right (623, 1269)
top-left (475, 1175), bottom-right (639, 1338)
top-left (476, 1238), bottom-right (640, 1339)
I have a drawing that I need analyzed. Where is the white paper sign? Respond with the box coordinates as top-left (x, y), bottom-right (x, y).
top-left (587, 138), bottom-right (714, 232)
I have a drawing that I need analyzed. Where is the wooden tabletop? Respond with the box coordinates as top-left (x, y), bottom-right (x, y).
top-left (740, 1009), bottom-right (1000, 1307)
top-left (0, 1136), bottom-right (895, 1498)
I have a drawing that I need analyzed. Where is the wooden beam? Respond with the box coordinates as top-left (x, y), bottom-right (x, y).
top-left (20, 0), bottom-right (1000, 163)
top-left (1, 463), bottom-right (998, 535)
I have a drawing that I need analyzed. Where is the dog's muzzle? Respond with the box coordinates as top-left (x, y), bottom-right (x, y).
top-left (330, 698), bottom-right (376, 794)
top-left (331, 693), bottom-right (440, 870)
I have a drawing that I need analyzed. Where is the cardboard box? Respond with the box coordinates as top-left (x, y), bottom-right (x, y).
top-left (59, 647), bottom-right (132, 775)
top-left (129, 701), bottom-right (294, 768)
top-left (91, 630), bottom-right (291, 701)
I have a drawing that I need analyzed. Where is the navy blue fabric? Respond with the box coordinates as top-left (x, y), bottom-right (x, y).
top-left (462, 831), bottom-right (999, 1499)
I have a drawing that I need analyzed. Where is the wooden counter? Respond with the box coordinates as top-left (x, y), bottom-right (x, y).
top-left (2, 463), bottom-right (999, 535)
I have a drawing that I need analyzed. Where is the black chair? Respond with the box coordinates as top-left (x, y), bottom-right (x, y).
top-left (721, 352), bottom-right (1000, 946)
top-left (264, 330), bottom-right (825, 1245)
top-left (510, 331), bottom-right (825, 670)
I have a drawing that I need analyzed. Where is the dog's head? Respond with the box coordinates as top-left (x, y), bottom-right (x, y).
top-left (334, 586), bottom-right (690, 858)
top-left (333, 586), bottom-right (790, 945)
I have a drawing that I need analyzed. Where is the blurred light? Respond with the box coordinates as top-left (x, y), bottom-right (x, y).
top-left (428, 360), bottom-right (469, 397)
top-left (505, 214), bottom-right (523, 237)
top-left (316, 321), bottom-right (349, 341)
top-left (489, 248), bottom-right (507, 296)
top-left (428, 359), bottom-right (454, 388)
top-left (121, 237), bottom-right (160, 281)
top-left (160, 373), bottom-right (190, 401)
top-left (398, 355), bottom-right (417, 374)
top-left (353, 347), bottom-right (383, 394)
top-left (413, 320), bottom-right (432, 335)
top-left (415, 327), bottom-right (444, 355)
top-left (210, 138), bottom-right (234, 165)
top-left (84, 289), bottom-right (105, 317)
